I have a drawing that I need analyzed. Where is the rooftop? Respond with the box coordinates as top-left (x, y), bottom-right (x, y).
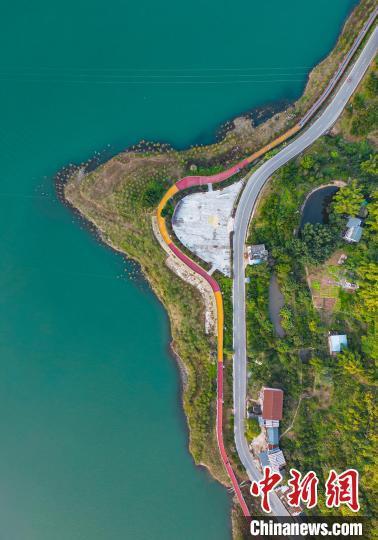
top-left (267, 426), bottom-right (279, 446)
top-left (259, 449), bottom-right (286, 472)
top-left (262, 388), bottom-right (283, 421)
top-left (259, 451), bottom-right (270, 469)
top-left (247, 244), bottom-right (268, 265)
top-left (328, 334), bottom-right (348, 354)
top-left (346, 217), bottom-right (362, 228)
top-left (344, 216), bottom-right (363, 243)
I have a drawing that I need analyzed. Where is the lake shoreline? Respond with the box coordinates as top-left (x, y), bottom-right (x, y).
top-left (61, 2), bottom-right (375, 537)
top-left (55, 161), bottom-right (236, 499)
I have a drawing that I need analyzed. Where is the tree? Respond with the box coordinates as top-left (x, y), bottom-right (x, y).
top-left (366, 191), bottom-right (378, 233)
top-left (332, 180), bottom-right (364, 216)
top-left (338, 350), bottom-right (363, 377)
top-left (361, 330), bottom-right (378, 362)
top-left (287, 238), bottom-right (309, 260)
top-left (361, 154), bottom-right (378, 176)
top-left (366, 71), bottom-right (378, 99)
top-left (300, 155), bottom-right (315, 170)
top-left (353, 93), bottom-right (366, 111)
top-left (301, 223), bottom-right (338, 263)
top-left (338, 350), bottom-right (374, 385)
top-left (280, 306), bottom-right (294, 333)
top-left (141, 179), bottom-right (167, 207)
top-left (355, 262), bottom-right (378, 321)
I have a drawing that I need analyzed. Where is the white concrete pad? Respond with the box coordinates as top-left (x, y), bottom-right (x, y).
top-left (172, 181), bottom-right (243, 275)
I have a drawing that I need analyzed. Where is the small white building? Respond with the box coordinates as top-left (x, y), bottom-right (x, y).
top-left (339, 278), bottom-right (359, 291)
top-left (343, 217), bottom-right (363, 243)
top-left (247, 244), bottom-right (268, 265)
top-left (259, 418), bottom-right (280, 428)
top-left (328, 334), bottom-right (348, 355)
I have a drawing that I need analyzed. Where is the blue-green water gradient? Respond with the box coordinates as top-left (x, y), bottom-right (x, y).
top-left (0, 1), bottom-right (355, 538)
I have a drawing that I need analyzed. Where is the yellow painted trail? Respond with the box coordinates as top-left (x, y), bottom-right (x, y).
top-left (155, 124), bottom-right (302, 516)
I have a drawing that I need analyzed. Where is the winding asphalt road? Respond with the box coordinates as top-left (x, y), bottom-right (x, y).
top-left (232, 24), bottom-right (378, 516)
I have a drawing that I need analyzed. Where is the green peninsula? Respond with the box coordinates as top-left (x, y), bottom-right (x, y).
top-left (64, 1), bottom-right (377, 534)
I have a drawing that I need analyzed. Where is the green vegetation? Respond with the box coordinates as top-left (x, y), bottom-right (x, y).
top-left (339, 63), bottom-right (378, 140)
top-left (216, 274), bottom-right (233, 355)
top-left (65, 156), bottom-right (226, 482)
top-left (301, 223), bottom-right (339, 263)
top-left (246, 104), bottom-right (377, 516)
top-left (366, 190), bottom-right (378, 230)
top-left (63, 4), bottom-right (377, 532)
top-left (141, 178), bottom-right (169, 207)
top-left (361, 153), bottom-right (378, 176)
top-left (332, 179), bottom-right (364, 215)
top-left (245, 264), bottom-right (274, 354)
top-left (351, 88), bottom-right (377, 136)
top-left (245, 417), bottom-right (260, 440)
top-left (192, 164), bottom-right (225, 175)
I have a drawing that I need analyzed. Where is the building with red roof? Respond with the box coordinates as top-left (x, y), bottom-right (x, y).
top-left (261, 387), bottom-right (283, 421)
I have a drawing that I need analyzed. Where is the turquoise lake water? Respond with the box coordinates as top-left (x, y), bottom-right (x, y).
top-left (0, 1), bottom-right (356, 538)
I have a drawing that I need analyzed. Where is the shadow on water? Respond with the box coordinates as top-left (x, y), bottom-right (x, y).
top-left (300, 186), bottom-right (339, 230)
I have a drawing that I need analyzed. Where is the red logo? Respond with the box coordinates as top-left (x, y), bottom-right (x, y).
top-left (251, 468), bottom-right (360, 514)
top-left (325, 469), bottom-right (360, 512)
top-left (250, 467), bottom-right (282, 513)
top-left (287, 468), bottom-right (319, 509)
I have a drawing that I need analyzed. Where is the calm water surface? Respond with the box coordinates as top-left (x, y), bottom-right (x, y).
top-left (0, 1), bottom-right (355, 538)
top-left (300, 186), bottom-right (340, 228)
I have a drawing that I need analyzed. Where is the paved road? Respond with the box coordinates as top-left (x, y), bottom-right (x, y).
top-left (232, 25), bottom-right (378, 516)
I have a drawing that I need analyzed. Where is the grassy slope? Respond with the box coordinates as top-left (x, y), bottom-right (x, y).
top-left (66, 154), bottom-right (225, 478)
top-left (64, 0), bottom-right (376, 526)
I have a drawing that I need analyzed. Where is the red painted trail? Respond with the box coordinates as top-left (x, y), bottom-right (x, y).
top-left (176, 158), bottom-right (251, 190)
top-left (167, 242), bottom-right (250, 516)
top-left (168, 243), bottom-right (220, 292)
top-left (156, 12), bottom-right (378, 514)
top-left (217, 362), bottom-right (250, 516)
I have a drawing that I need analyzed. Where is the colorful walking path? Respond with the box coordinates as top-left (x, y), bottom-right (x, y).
top-left (156, 123), bottom-right (301, 516)
top-left (155, 7), bottom-right (377, 516)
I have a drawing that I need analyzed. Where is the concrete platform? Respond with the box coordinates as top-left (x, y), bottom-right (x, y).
top-left (172, 181), bottom-right (243, 276)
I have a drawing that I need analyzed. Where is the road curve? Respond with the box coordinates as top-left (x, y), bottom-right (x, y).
top-left (232, 24), bottom-right (378, 517)
top-left (156, 114), bottom-right (302, 518)
top-left (156, 10), bottom-right (377, 517)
